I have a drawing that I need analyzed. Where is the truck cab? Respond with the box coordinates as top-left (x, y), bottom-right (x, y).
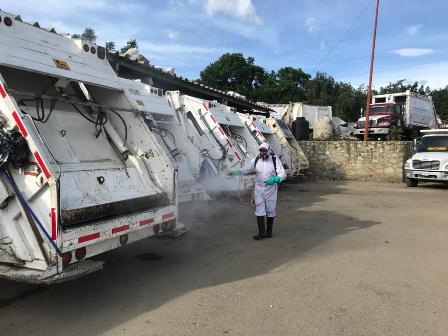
top-left (404, 130), bottom-right (448, 187)
top-left (354, 103), bottom-right (402, 139)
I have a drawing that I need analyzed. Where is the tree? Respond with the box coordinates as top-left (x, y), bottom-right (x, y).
top-left (105, 41), bottom-right (116, 52)
top-left (71, 33), bottom-right (81, 39)
top-left (275, 67), bottom-right (310, 103)
top-left (432, 86), bottom-right (448, 121)
top-left (120, 39), bottom-right (138, 54)
top-left (81, 28), bottom-right (97, 43)
top-left (378, 80), bottom-right (430, 95)
top-left (199, 53), bottom-right (269, 100)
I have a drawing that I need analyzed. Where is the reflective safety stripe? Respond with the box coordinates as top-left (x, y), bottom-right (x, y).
top-left (0, 84), bottom-right (6, 98)
top-left (33, 151), bottom-right (51, 179)
top-left (12, 111), bottom-right (28, 137)
top-left (112, 225), bottom-right (129, 234)
top-left (210, 115), bottom-right (217, 123)
top-left (235, 152), bottom-right (241, 161)
top-left (162, 212), bottom-right (175, 221)
top-left (51, 208), bottom-right (57, 240)
top-left (140, 218), bottom-right (154, 226)
top-left (78, 232), bottom-right (100, 243)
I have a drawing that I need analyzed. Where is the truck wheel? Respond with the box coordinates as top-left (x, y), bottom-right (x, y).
top-left (404, 177), bottom-right (418, 187)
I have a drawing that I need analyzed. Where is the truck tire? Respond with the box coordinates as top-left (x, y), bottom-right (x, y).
top-left (404, 177), bottom-right (418, 187)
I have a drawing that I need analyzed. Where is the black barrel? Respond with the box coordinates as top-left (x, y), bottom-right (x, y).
top-left (292, 117), bottom-right (309, 140)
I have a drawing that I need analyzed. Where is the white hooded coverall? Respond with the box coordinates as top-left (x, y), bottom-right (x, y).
top-left (241, 154), bottom-right (286, 217)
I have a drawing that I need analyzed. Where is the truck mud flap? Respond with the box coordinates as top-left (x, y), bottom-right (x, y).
top-left (0, 260), bottom-right (104, 285)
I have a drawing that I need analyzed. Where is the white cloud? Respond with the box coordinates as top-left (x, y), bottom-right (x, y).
top-left (166, 29), bottom-right (179, 40)
top-left (405, 24), bottom-right (423, 36)
top-left (391, 48), bottom-right (435, 57)
top-left (196, 0), bottom-right (262, 24)
top-left (306, 17), bottom-right (316, 33)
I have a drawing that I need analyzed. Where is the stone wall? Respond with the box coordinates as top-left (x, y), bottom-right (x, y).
top-left (299, 141), bottom-right (414, 182)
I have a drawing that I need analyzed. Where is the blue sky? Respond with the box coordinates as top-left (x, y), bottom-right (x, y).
top-left (2, 0), bottom-right (448, 89)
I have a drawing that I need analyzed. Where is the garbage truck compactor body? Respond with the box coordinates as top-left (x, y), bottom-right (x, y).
top-left (248, 116), bottom-right (295, 177)
top-left (0, 12), bottom-right (178, 283)
top-left (252, 116), bottom-right (301, 177)
top-left (118, 78), bottom-right (209, 202)
top-left (266, 118), bottom-right (309, 174)
top-left (166, 93), bottom-right (255, 195)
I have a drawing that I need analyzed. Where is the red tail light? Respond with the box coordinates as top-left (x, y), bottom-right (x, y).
top-left (75, 247), bottom-right (86, 261)
top-left (62, 252), bottom-right (72, 265)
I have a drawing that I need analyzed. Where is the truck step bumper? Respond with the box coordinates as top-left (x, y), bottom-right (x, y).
top-left (0, 260), bottom-right (104, 285)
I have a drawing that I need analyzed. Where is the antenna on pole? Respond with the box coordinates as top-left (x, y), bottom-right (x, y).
top-left (364, 0), bottom-right (380, 142)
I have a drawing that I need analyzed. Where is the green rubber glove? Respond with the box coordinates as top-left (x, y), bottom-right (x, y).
top-left (228, 169), bottom-right (242, 176)
top-left (266, 175), bottom-right (281, 186)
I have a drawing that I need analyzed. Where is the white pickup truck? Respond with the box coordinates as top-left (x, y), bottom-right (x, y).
top-left (404, 130), bottom-right (448, 187)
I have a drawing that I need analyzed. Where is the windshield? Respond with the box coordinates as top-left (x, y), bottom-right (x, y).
top-left (417, 136), bottom-right (448, 152)
top-left (370, 105), bottom-right (400, 114)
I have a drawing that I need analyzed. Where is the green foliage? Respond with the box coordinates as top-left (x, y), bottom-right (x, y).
top-left (199, 52), bottom-right (448, 122)
top-left (432, 86), bottom-right (448, 121)
top-left (81, 28), bottom-right (97, 43)
top-left (105, 41), bottom-right (116, 52)
top-left (199, 53), bottom-right (268, 99)
top-left (71, 33), bottom-right (81, 39)
top-left (120, 39), bottom-right (138, 54)
top-left (378, 79), bottom-right (431, 95)
top-left (387, 125), bottom-right (403, 140)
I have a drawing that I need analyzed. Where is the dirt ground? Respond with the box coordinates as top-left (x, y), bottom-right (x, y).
top-left (0, 180), bottom-right (447, 336)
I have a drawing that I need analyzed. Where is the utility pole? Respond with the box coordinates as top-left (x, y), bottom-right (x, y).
top-left (364, 0), bottom-right (380, 142)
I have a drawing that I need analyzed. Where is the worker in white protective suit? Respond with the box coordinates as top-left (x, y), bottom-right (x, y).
top-left (229, 142), bottom-right (286, 240)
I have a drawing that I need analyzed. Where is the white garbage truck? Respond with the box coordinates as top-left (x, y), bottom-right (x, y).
top-left (270, 103), bottom-right (333, 134)
top-left (404, 130), bottom-right (448, 187)
top-left (267, 118), bottom-right (309, 173)
top-left (264, 118), bottom-right (303, 176)
top-left (117, 78), bottom-right (209, 202)
top-left (205, 101), bottom-right (260, 160)
top-left (167, 92), bottom-right (255, 195)
top-left (353, 91), bottom-right (437, 140)
top-left (0, 12), bottom-right (179, 284)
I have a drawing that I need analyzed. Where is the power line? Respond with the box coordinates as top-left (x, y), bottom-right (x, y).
top-left (312, 0), bottom-right (374, 73)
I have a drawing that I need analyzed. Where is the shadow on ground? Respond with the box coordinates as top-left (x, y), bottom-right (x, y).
top-left (0, 180), bottom-right (379, 335)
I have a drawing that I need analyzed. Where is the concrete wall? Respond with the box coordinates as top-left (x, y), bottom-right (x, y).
top-left (299, 141), bottom-right (414, 182)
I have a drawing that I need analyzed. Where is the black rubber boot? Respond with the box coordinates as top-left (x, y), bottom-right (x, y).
top-left (266, 217), bottom-right (274, 238)
top-left (253, 216), bottom-right (266, 240)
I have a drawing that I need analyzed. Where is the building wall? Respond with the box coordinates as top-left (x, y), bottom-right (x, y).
top-left (299, 141), bottom-right (414, 182)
